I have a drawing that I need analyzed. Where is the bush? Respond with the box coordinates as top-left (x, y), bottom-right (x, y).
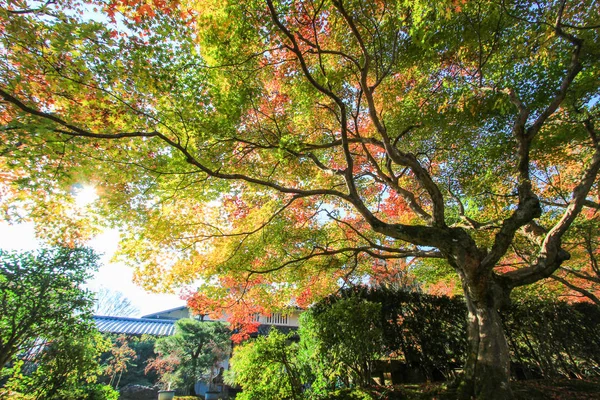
top-left (300, 297), bottom-right (383, 392)
top-left (81, 383), bottom-right (120, 400)
top-left (227, 329), bottom-right (302, 400)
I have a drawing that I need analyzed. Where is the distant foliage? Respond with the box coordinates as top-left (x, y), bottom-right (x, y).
top-left (146, 319), bottom-right (230, 392)
top-left (103, 335), bottom-right (137, 389)
top-left (99, 334), bottom-right (159, 388)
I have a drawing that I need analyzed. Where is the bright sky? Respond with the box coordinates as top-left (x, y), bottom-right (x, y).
top-left (0, 221), bottom-right (184, 317)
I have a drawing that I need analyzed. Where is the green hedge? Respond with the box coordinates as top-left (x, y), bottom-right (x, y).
top-left (314, 287), bottom-right (600, 380)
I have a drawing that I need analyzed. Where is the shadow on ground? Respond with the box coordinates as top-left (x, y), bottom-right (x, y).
top-left (364, 379), bottom-right (600, 400)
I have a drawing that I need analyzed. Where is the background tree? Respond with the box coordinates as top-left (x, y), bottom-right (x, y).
top-left (1, 1), bottom-right (599, 399)
top-left (0, 247), bottom-right (99, 369)
top-left (98, 334), bottom-right (159, 388)
top-left (93, 288), bottom-right (139, 317)
top-left (146, 319), bottom-right (230, 393)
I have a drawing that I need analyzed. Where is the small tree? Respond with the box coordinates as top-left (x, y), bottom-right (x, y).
top-left (104, 335), bottom-right (137, 390)
top-left (0, 247), bottom-right (99, 368)
top-left (227, 329), bottom-right (303, 400)
top-left (146, 319), bottom-right (230, 393)
top-left (98, 334), bottom-right (159, 388)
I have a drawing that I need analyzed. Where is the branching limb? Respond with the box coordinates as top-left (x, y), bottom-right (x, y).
top-left (1, 0), bottom-right (55, 15)
top-left (333, 0), bottom-right (447, 228)
top-left (559, 266), bottom-right (600, 285)
top-left (482, 16), bottom-right (585, 271)
top-left (245, 245), bottom-right (441, 275)
top-left (551, 275), bottom-right (600, 306)
top-left (1, 85), bottom-right (453, 248)
top-left (498, 144), bottom-right (600, 288)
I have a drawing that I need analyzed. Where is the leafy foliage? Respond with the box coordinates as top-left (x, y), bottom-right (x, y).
top-left (229, 289), bottom-right (600, 399)
top-left (300, 297), bottom-right (383, 392)
top-left (226, 329), bottom-right (303, 400)
top-left (502, 300), bottom-right (600, 379)
top-left (2, 330), bottom-right (117, 400)
top-left (146, 319), bottom-right (230, 391)
top-left (321, 287), bottom-right (600, 381)
top-left (348, 287), bottom-right (468, 380)
top-left (0, 247), bottom-right (99, 368)
top-left (103, 335), bottom-right (137, 389)
top-left (99, 334), bottom-right (159, 388)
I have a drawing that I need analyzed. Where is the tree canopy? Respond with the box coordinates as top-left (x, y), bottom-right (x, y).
top-left (1, 1), bottom-right (599, 398)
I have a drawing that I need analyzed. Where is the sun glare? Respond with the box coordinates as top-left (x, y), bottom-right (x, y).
top-left (74, 185), bottom-right (98, 208)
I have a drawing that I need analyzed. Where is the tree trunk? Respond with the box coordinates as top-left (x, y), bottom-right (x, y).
top-left (461, 288), bottom-right (514, 400)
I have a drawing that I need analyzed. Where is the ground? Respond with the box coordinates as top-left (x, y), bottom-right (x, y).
top-left (367, 379), bottom-right (600, 399)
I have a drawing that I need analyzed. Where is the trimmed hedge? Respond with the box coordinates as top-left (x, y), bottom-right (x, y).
top-left (314, 287), bottom-right (600, 380)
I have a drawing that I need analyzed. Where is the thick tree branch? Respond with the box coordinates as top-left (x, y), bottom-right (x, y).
top-left (2, 86), bottom-right (453, 249)
top-left (499, 146), bottom-right (600, 288)
top-left (482, 25), bottom-right (584, 271)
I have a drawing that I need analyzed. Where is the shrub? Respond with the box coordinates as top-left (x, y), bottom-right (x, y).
top-left (300, 297), bottom-right (383, 392)
top-left (227, 329), bottom-right (302, 400)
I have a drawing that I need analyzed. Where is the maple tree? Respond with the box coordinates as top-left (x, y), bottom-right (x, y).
top-left (1, 0), bottom-right (599, 398)
top-left (104, 335), bottom-right (137, 389)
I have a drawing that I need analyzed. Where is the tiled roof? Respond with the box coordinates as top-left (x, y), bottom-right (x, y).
top-left (94, 315), bottom-right (176, 336)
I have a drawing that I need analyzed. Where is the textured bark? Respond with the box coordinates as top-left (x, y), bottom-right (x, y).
top-left (460, 280), bottom-right (514, 400)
